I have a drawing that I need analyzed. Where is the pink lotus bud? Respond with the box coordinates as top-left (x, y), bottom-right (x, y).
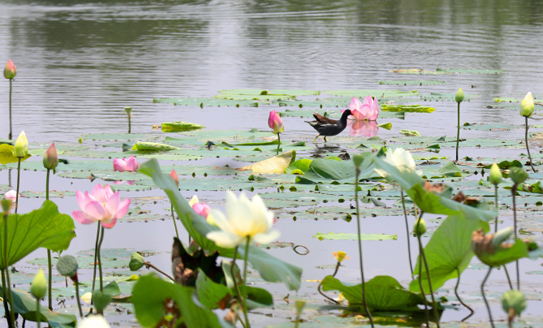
top-left (3, 60), bottom-right (16, 79)
top-left (268, 110), bottom-right (284, 134)
top-left (43, 143), bottom-right (59, 170)
top-left (113, 158), bottom-right (126, 172)
top-left (170, 169), bottom-right (179, 188)
top-left (192, 202), bottom-right (210, 218)
top-left (125, 155), bottom-right (139, 172)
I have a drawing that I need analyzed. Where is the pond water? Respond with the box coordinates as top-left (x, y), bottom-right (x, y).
top-left (1, 0), bottom-right (543, 327)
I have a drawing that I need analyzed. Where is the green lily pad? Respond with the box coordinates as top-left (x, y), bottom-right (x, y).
top-left (313, 232), bottom-right (397, 241)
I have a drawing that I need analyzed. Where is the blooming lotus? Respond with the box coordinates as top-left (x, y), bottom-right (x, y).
top-left (268, 110), bottom-right (284, 134)
top-left (3, 60), bottom-right (16, 79)
top-left (113, 155), bottom-right (139, 172)
top-left (206, 191), bottom-right (280, 248)
top-left (375, 148), bottom-right (421, 177)
top-left (72, 184), bottom-right (130, 228)
top-left (348, 119), bottom-right (379, 137)
top-left (349, 96), bottom-right (379, 121)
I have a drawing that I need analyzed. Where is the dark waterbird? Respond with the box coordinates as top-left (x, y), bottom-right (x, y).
top-left (306, 110), bottom-right (352, 142)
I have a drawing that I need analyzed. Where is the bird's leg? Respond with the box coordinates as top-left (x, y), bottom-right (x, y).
top-left (324, 136), bottom-right (328, 143)
top-left (313, 135), bottom-right (319, 143)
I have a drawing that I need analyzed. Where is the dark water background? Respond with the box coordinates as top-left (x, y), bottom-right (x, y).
top-left (1, 0), bottom-right (543, 326)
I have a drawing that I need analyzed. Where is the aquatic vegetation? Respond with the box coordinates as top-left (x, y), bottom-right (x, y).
top-left (3, 59), bottom-right (16, 140)
top-left (520, 92), bottom-right (536, 171)
top-left (455, 87), bottom-right (464, 162)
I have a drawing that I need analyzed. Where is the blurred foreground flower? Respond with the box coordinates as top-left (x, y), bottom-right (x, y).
top-left (113, 155), bottom-right (139, 172)
top-left (349, 96), bottom-right (379, 121)
top-left (375, 148), bottom-right (421, 177)
top-left (72, 184), bottom-right (130, 229)
top-left (206, 191), bottom-right (280, 248)
top-left (77, 315), bottom-right (111, 328)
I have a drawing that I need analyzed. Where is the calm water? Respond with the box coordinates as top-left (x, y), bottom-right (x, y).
top-left (1, 0), bottom-right (543, 326)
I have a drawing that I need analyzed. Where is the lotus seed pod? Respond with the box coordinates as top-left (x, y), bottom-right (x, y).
top-left (352, 154), bottom-right (365, 168)
top-left (129, 252), bottom-right (145, 271)
top-left (414, 218), bottom-right (427, 237)
top-left (510, 167), bottom-right (528, 185)
top-left (56, 255), bottom-right (79, 280)
top-left (489, 163), bottom-right (502, 186)
top-left (501, 290), bottom-right (526, 317)
top-left (455, 88), bottom-right (464, 103)
top-left (124, 107), bottom-right (132, 115)
top-left (31, 268), bottom-right (47, 299)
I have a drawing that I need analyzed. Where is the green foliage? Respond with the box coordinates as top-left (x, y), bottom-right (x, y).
top-left (476, 239), bottom-right (530, 267)
top-left (161, 121), bottom-right (205, 132)
top-left (0, 200), bottom-right (75, 269)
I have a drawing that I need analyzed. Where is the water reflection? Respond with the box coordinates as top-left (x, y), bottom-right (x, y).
top-left (347, 119), bottom-right (379, 137)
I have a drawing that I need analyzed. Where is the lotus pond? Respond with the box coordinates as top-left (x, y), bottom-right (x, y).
top-left (2, 1), bottom-right (543, 327)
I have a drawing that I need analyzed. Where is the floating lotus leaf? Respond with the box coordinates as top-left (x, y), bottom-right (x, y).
top-left (161, 121), bottom-right (205, 132)
top-left (239, 151), bottom-right (296, 174)
top-left (153, 97), bottom-right (261, 107)
top-left (381, 104), bottom-right (435, 113)
top-left (379, 80), bottom-right (446, 86)
top-left (390, 68), bottom-right (504, 75)
top-left (313, 232), bottom-right (397, 241)
top-left (322, 89), bottom-right (419, 98)
top-left (218, 88), bottom-right (320, 96)
top-left (131, 141), bottom-right (179, 152)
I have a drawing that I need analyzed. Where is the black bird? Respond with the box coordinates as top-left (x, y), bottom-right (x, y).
top-left (306, 110), bottom-right (352, 142)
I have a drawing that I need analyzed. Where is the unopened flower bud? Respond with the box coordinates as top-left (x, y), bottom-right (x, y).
top-left (520, 92), bottom-right (534, 118)
top-left (3, 60), bottom-right (16, 79)
top-left (129, 252), bottom-right (145, 271)
top-left (489, 163), bottom-right (502, 186)
top-left (414, 218), bottom-right (427, 237)
top-left (43, 143), bottom-right (59, 171)
top-left (455, 88), bottom-right (464, 103)
top-left (31, 268), bottom-right (47, 299)
top-left (170, 169), bottom-right (179, 188)
top-left (510, 167), bottom-right (528, 185)
top-left (13, 131), bottom-right (28, 158)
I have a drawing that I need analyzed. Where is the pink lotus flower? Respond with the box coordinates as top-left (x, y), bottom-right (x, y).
top-left (170, 169), bottom-right (179, 188)
top-left (349, 96), bottom-right (379, 121)
top-left (348, 120), bottom-right (379, 137)
top-left (3, 190), bottom-right (17, 211)
top-left (72, 184), bottom-right (130, 229)
top-left (113, 155), bottom-right (139, 172)
top-left (3, 59), bottom-right (16, 79)
top-left (43, 143), bottom-right (58, 170)
top-left (189, 195), bottom-right (210, 218)
top-left (268, 110), bottom-right (284, 134)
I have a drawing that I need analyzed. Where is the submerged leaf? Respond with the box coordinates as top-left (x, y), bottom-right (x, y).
top-left (239, 151), bottom-right (296, 174)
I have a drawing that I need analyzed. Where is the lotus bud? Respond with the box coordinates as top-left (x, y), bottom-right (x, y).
top-left (1, 198), bottom-right (12, 215)
top-left (56, 255), bottom-right (79, 282)
top-left (3, 60), bottom-right (16, 79)
top-left (510, 167), bottom-right (528, 185)
top-left (30, 268), bottom-right (47, 299)
top-left (170, 169), bottom-right (179, 188)
top-left (414, 218), bottom-right (426, 237)
top-left (489, 163), bottom-right (502, 186)
top-left (352, 154), bottom-right (365, 168)
top-left (43, 143), bottom-right (59, 171)
top-left (13, 131), bottom-right (28, 158)
top-left (455, 88), bottom-right (464, 103)
top-left (129, 252), bottom-right (145, 271)
top-left (520, 92), bottom-right (535, 118)
top-left (268, 110), bottom-right (284, 134)
top-left (502, 290), bottom-right (526, 319)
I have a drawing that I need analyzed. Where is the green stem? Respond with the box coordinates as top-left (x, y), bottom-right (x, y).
top-left (504, 265), bottom-right (513, 290)
top-left (494, 184), bottom-right (498, 233)
top-left (8, 79), bottom-right (12, 140)
top-left (171, 204), bottom-right (179, 240)
top-left (15, 158), bottom-right (21, 214)
top-left (1, 268), bottom-right (13, 328)
top-left (128, 115), bottom-right (131, 134)
top-left (242, 237), bottom-right (251, 328)
top-left (91, 222), bottom-right (101, 300)
top-left (97, 226), bottom-right (105, 292)
top-left (276, 133), bottom-right (281, 156)
top-left (4, 213), bottom-right (15, 326)
top-left (46, 169), bottom-right (53, 311)
top-left (74, 280), bottom-right (83, 318)
top-left (512, 184), bottom-right (520, 290)
top-left (481, 267), bottom-right (495, 328)
top-left (525, 116), bottom-right (536, 172)
top-left (401, 189), bottom-right (414, 276)
top-left (455, 267), bottom-right (474, 321)
top-left (36, 298), bottom-right (41, 328)
top-left (230, 247), bottom-right (247, 328)
top-left (417, 226), bottom-right (440, 327)
top-left (456, 101), bottom-right (460, 162)
top-left (144, 262), bottom-right (174, 281)
top-left (417, 240), bottom-right (430, 327)
top-left (355, 169), bottom-right (373, 326)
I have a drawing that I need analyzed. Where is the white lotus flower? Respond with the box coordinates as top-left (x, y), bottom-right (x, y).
top-left (77, 315), bottom-right (111, 328)
top-left (375, 148), bottom-right (422, 177)
top-left (206, 191), bottom-right (280, 248)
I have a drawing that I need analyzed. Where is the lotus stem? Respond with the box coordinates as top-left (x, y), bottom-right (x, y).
top-left (3, 212), bottom-right (15, 326)
top-left (8, 79), bottom-right (12, 140)
top-left (511, 184), bottom-right (520, 290)
top-left (46, 168), bottom-right (53, 310)
top-left (242, 237), bottom-right (251, 328)
top-left (15, 158), bottom-right (21, 214)
top-left (276, 133), bottom-right (281, 156)
top-left (36, 297), bottom-right (41, 328)
top-left (354, 168), bottom-right (373, 326)
top-left (455, 267), bottom-right (474, 321)
top-left (481, 267), bottom-right (495, 328)
top-left (494, 185), bottom-right (514, 290)
top-left (456, 101), bottom-right (460, 162)
top-left (417, 243), bottom-right (430, 327)
top-left (171, 204), bottom-right (179, 240)
top-left (230, 246), bottom-right (246, 328)
top-left (128, 114), bottom-right (131, 134)
top-left (317, 261), bottom-right (342, 304)
top-left (504, 266), bottom-right (513, 290)
top-left (97, 226), bottom-right (105, 292)
top-left (74, 280), bottom-right (83, 318)
top-left (144, 261), bottom-right (174, 281)
top-left (525, 116), bottom-right (536, 172)
top-left (91, 222), bottom-right (101, 302)
top-left (1, 268), bottom-right (13, 328)
top-left (400, 189), bottom-right (414, 276)
top-left (416, 215), bottom-right (440, 327)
